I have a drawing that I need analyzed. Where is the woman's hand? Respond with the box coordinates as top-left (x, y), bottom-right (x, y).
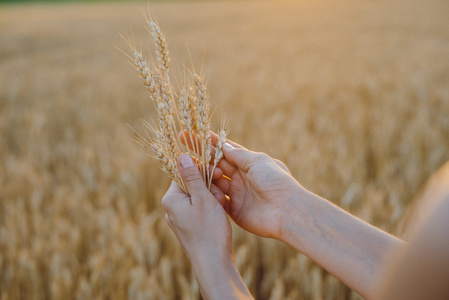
top-left (162, 153), bottom-right (230, 261)
top-left (210, 134), bottom-right (403, 299)
top-left (210, 134), bottom-right (306, 240)
top-left (162, 153), bottom-right (253, 300)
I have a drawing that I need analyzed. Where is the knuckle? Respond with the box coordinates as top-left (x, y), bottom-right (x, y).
top-left (182, 171), bottom-right (202, 184)
top-left (255, 152), bottom-right (270, 161)
top-left (161, 194), bottom-right (172, 212)
top-left (275, 160), bottom-right (291, 174)
top-left (165, 213), bottom-right (172, 225)
top-left (274, 158), bottom-right (287, 168)
top-left (165, 215), bottom-right (174, 230)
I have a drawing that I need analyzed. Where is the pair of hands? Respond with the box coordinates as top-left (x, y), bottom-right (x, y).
top-left (162, 132), bottom-right (303, 263)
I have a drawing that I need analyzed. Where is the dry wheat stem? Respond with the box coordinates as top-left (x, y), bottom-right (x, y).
top-left (129, 46), bottom-right (186, 191)
top-left (208, 128), bottom-right (228, 189)
top-left (178, 85), bottom-right (201, 169)
top-left (127, 19), bottom-right (226, 193)
top-left (149, 22), bottom-right (170, 72)
top-left (193, 73), bottom-right (212, 182)
top-left (184, 84), bottom-right (201, 160)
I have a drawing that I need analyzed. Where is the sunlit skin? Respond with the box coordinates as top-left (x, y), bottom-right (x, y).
top-left (161, 132), bottom-right (449, 300)
top-left (1, 0), bottom-right (447, 297)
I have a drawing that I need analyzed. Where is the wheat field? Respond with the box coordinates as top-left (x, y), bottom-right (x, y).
top-left (0, 0), bottom-right (448, 299)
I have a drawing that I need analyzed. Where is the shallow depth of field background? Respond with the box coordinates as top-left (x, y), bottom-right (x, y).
top-left (1, 0), bottom-right (449, 299)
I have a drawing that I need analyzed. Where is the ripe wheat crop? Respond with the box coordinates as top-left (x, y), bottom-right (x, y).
top-left (125, 20), bottom-right (227, 192)
top-left (0, 0), bottom-right (448, 299)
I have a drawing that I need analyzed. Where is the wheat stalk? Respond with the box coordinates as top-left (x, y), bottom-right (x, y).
top-left (126, 19), bottom-right (226, 193)
top-left (208, 128), bottom-right (228, 189)
top-left (193, 73), bottom-right (212, 182)
top-left (149, 21), bottom-right (170, 77)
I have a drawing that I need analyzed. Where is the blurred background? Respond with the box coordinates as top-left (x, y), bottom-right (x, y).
top-left (1, 0), bottom-right (448, 299)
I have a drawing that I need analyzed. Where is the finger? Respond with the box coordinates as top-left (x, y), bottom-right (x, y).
top-left (210, 131), bottom-right (243, 149)
top-left (162, 181), bottom-right (185, 213)
top-left (165, 213), bottom-right (173, 228)
top-left (216, 157), bottom-right (238, 178)
top-left (179, 131), bottom-right (201, 153)
top-left (222, 143), bottom-right (265, 171)
top-left (210, 165), bottom-right (224, 180)
top-left (210, 131), bottom-right (219, 147)
top-left (170, 179), bottom-right (186, 194)
top-left (178, 131), bottom-right (247, 178)
top-left (224, 139), bottom-right (244, 149)
top-left (179, 130), bottom-right (243, 170)
top-left (273, 158), bottom-right (290, 174)
top-left (179, 131), bottom-right (219, 165)
top-left (210, 184), bottom-right (226, 208)
top-left (179, 130), bottom-right (223, 156)
top-left (213, 176), bottom-right (231, 195)
top-left (178, 153), bottom-right (209, 198)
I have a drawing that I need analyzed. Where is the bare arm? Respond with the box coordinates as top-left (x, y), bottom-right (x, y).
top-left (162, 154), bottom-right (253, 300)
top-left (190, 247), bottom-right (253, 300)
top-left (279, 188), bottom-right (404, 299)
top-left (213, 137), bottom-right (403, 299)
top-left (376, 184), bottom-right (449, 299)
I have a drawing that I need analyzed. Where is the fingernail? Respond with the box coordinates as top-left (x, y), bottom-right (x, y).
top-left (223, 143), bottom-right (234, 150)
top-left (180, 153), bottom-right (194, 168)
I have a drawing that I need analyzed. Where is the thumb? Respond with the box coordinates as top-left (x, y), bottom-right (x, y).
top-left (222, 143), bottom-right (262, 171)
top-left (178, 153), bottom-right (208, 197)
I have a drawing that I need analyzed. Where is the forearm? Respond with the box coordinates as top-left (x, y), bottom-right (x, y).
top-left (376, 190), bottom-right (449, 299)
top-left (279, 188), bottom-right (404, 299)
top-left (190, 248), bottom-right (253, 300)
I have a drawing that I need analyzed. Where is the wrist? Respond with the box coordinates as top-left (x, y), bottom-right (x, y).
top-left (190, 244), bottom-right (234, 274)
top-left (190, 247), bottom-right (252, 300)
top-left (265, 180), bottom-right (307, 241)
top-left (278, 185), bottom-right (319, 244)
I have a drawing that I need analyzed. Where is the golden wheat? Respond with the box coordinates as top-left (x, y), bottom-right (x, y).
top-left (0, 0), bottom-right (448, 299)
top-left (127, 19), bottom-right (226, 192)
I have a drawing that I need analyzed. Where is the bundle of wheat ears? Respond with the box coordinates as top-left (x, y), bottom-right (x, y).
top-left (125, 20), bottom-right (227, 193)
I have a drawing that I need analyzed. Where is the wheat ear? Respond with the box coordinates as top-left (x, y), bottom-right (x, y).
top-left (131, 50), bottom-right (160, 105)
top-left (193, 73), bottom-right (212, 182)
top-left (126, 20), bottom-right (224, 193)
top-left (130, 49), bottom-right (185, 191)
top-left (179, 84), bottom-right (201, 166)
top-left (148, 21), bottom-right (188, 170)
top-left (208, 128), bottom-right (228, 189)
top-left (149, 21), bottom-right (170, 77)
top-left (129, 123), bottom-right (186, 192)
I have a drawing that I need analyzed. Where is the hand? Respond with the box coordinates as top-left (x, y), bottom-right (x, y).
top-left (162, 154), bottom-right (254, 300)
top-left (211, 133), bottom-right (306, 239)
top-left (162, 153), bottom-right (231, 261)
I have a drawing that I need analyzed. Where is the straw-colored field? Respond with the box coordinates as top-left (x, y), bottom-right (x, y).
top-left (1, 0), bottom-right (448, 299)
